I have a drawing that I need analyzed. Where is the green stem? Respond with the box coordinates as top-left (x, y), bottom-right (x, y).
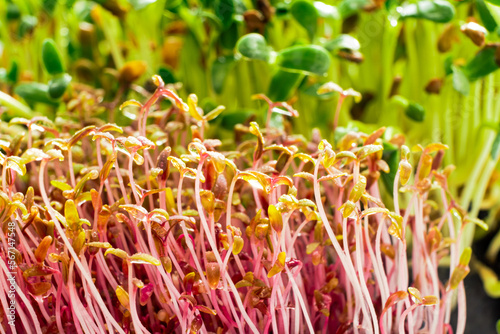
top-left (0, 91), bottom-right (34, 118)
top-left (100, 11), bottom-right (124, 69)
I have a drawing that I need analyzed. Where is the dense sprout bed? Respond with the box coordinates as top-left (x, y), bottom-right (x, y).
top-left (0, 76), bottom-right (477, 333)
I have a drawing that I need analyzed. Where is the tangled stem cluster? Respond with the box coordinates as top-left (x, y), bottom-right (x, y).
top-left (0, 76), bottom-right (476, 333)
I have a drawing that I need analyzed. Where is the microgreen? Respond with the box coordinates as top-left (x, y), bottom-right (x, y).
top-left (0, 76), bottom-right (475, 333)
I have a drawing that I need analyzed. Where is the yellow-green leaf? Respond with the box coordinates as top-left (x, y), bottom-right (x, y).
top-left (64, 200), bottom-right (80, 228)
top-left (422, 295), bottom-right (438, 306)
top-left (119, 99), bottom-right (142, 110)
top-left (348, 175), bottom-right (366, 202)
top-left (459, 247), bottom-right (472, 267)
top-left (408, 287), bottom-right (422, 303)
top-left (130, 253), bottom-right (161, 266)
top-left (105, 248), bottom-right (129, 260)
top-left (68, 126), bottom-right (96, 148)
top-left (100, 157), bottom-right (116, 182)
top-left (187, 94), bottom-right (204, 121)
top-left (339, 200), bottom-right (356, 218)
top-left (268, 204), bottom-right (283, 233)
top-left (21, 148), bottom-right (50, 164)
top-left (6, 156), bottom-right (26, 176)
top-left (232, 235), bottom-right (244, 255)
top-left (306, 242), bottom-right (320, 254)
top-left (116, 285), bottom-right (130, 310)
top-left (449, 265), bottom-right (470, 290)
top-left (361, 207), bottom-right (389, 218)
top-left (267, 252), bottom-right (286, 277)
top-left (356, 145), bottom-right (383, 160)
top-left (86, 242), bottom-right (112, 249)
top-left (204, 105), bottom-right (225, 121)
top-left (72, 230), bottom-right (86, 256)
top-left (50, 180), bottom-right (72, 191)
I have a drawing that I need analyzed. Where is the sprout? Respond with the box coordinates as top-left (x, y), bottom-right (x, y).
top-left (0, 80), bottom-right (468, 334)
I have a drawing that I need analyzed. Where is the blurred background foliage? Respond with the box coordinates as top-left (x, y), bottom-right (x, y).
top-left (2, 0), bottom-right (500, 313)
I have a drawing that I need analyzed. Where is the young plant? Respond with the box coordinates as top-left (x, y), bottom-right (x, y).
top-left (0, 77), bottom-right (475, 333)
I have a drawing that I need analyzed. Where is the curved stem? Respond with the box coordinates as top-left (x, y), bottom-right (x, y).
top-left (38, 160), bottom-right (126, 334)
top-left (398, 303), bottom-right (419, 334)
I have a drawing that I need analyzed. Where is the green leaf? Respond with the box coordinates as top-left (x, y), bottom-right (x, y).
top-left (267, 70), bottom-right (304, 101)
top-left (7, 3), bottom-right (21, 21)
top-left (158, 67), bottom-right (176, 85)
top-left (338, 0), bottom-right (370, 18)
top-left (18, 16), bottom-right (38, 38)
top-left (491, 131), bottom-right (500, 160)
top-left (236, 33), bottom-right (271, 62)
top-left (348, 175), bottom-right (367, 202)
top-left (464, 46), bottom-right (499, 81)
top-left (314, 1), bottom-right (339, 19)
top-left (215, 0), bottom-right (235, 30)
top-left (477, 263), bottom-right (500, 297)
top-left (290, 0), bottom-right (318, 40)
top-left (220, 109), bottom-right (254, 130)
top-left (204, 105), bottom-right (225, 121)
top-left (42, 0), bottom-right (58, 15)
top-left (14, 83), bottom-right (58, 106)
top-left (276, 45), bottom-right (331, 75)
top-left (459, 247), bottom-right (472, 266)
top-left (339, 200), bottom-right (356, 218)
top-left (50, 180), bottom-right (72, 191)
top-left (381, 142), bottom-right (399, 195)
top-left (42, 39), bottom-right (64, 75)
top-left (74, 169), bottom-right (99, 199)
top-left (324, 35), bottom-right (360, 52)
top-left (128, 0), bottom-right (157, 10)
top-left (452, 66), bottom-right (470, 96)
top-left (7, 61), bottom-right (18, 84)
top-left (48, 74), bottom-right (72, 100)
top-left (405, 102), bottom-right (425, 122)
top-left (220, 21), bottom-right (239, 49)
top-left (449, 265), bottom-right (470, 290)
top-left (477, 0), bottom-right (498, 32)
top-left (399, 0), bottom-right (455, 23)
top-left (356, 145), bottom-right (383, 160)
top-left (178, 7), bottom-right (206, 45)
top-left (211, 56), bottom-right (235, 94)
top-left (466, 217), bottom-right (489, 231)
